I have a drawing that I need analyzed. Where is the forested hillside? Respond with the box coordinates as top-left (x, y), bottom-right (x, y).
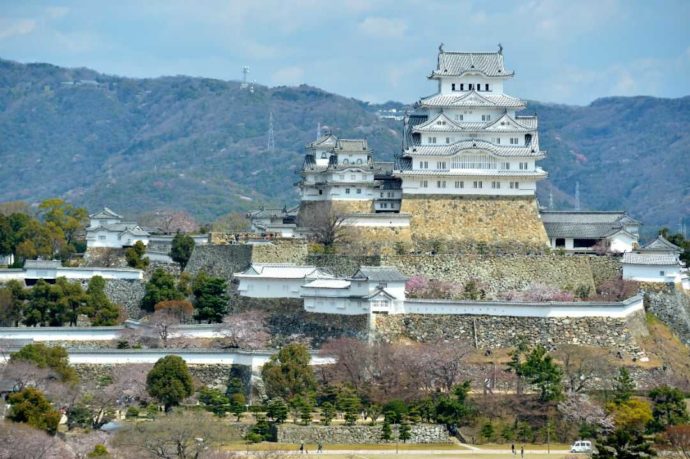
top-left (0, 58), bottom-right (688, 234)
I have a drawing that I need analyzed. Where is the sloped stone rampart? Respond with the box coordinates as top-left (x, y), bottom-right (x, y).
top-left (646, 289), bottom-right (690, 345)
top-left (276, 424), bottom-right (449, 444)
top-left (184, 244), bottom-right (253, 278)
top-left (251, 240), bottom-right (309, 264)
top-left (374, 310), bottom-right (648, 354)
top-left (400, 195), bottom-right (549, 246)
top-left (104, 279), bottom-right (146, 319)
top-left (380, 254), bottom-right (597, 298)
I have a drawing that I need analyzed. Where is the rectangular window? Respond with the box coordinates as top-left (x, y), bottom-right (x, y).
top-left (339, 174), bottom-right (345, 179)
top-left (509, 181), bottom-right (519, 189)
top-left (485, 84), bottom-right (489, 91)
top-left (437, 180), bottom-right (446, 188)
top-left (473, 181), bottom-right (483, 189)
top-left (455, 181), bottom-right (464, 188)
top-left (482, 114), bottom-right (491, 121)
top-left (519, 162), bottom-right (528, 170)
top-left (460, 83), bottom-right (464, 91)
top-left (468, 84), bottom-right (474, 90)
top-left (451, 83), bottom-right (456, 91)
top-left (421, 180), bottom-right (428, 188)
top-left (445, 137), bottom-right (450, 144)
top-left (350, 174), bottom-right (356, 180)
top-left (491, 181), bottom-right (500, 189)
top-left (510, 137), bottom-right (519, 145)
top-left (455, 114), bottom-right (463, 121)
top-left (98, 235), bottom-right (106, 241)
top-left (380, 192), bottom-right (384, 197)
top-left (436, 161), bottom-right (446, 169)
top-left (419, 160), bottom-right (429, 169)
top-left (428, 137), bottom-right (437, 144)
top-left (660, 271), bottom-right (665, 276)
top-left (496, 137), bottom-right (501, 144)
top-left (345, 188), bottom-right (350, 194)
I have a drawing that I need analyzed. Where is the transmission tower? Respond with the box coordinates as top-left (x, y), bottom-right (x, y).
top-left (241, 66), bottom-right (249, 89)
top-left (575, 181), bottom-right (581, 210)
top-left (267, 112), bottom-right (275, 152)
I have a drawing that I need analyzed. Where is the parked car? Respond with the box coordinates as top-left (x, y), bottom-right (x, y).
top-left (570, 440), bottom-right (593, 453)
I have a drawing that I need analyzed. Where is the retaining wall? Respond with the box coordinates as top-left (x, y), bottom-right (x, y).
top-left (276, 424), bottom-right (449, 444)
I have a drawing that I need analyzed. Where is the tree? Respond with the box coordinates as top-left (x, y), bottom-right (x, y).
top-left (192, 273), bottom-right (228, 323)
top-left (113, 411), bottom-right (228, 459)
top-left (320, 401), bottom-right (335, 426)
top-left (217, 310), bottom-right (270, 349)
top-left (0, 279), bottom-right (26, 326)
top-left (399, 419), bottom-right (412, 443)
top-left (84, 275), bottom-right (122, 326)
top-left (261, 343), bottom-right (316, 401)
top-left (520, 344), bottom-right (563, 402)
top-left (141, 268), bottom-right (184, 312)
top-left (11, 343), bottom-right (78, 384)
top-left (38, 198), bottom-right (88, 249)
top-left (199, 387), bottom-right (230, 417)
top-left (609, 398), bottom-right (653, 433)
top-left (648, 385), bottom-right (689, 432)
top-left (7, 387), bottom-right (62, 435)
top-left (229, 392), bottom-right (246, 422)
top-left (558, 393), bottom-right (614, 436)
top-left (266, 398), bottom-right (289, 423)
top-left (212, 212), bottom-right (250, 233)
top-left (613, 367), bottom-right (636, 405)
top-left (593, 428), bottom-right (656, 459)
top-left (154, 299), bottom-right (194, 323)
top-left (146, 355), bottom-right (194, 411)
top-left (433, 381), bottom-right (476, 430)
top-left (170, 232), bottom-right (195, 270)
top-left (381, 419), bottom-right (393, 441)
top-left (125, 240), bottom-right (149, 269)
top-left (22, 278), bottom-right (86, 327)
top-left (339, 392), bottom-right (361, 426)
top-left (480, 422), bottom-right (495, 443)
top-left (306, 209), bottom-right (350, 247)
top-left (665, 425), bottom-right (690, 459)
top-left (0, 421), bottom-right (72, 459)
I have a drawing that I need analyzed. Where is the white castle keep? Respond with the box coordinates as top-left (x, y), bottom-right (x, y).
top-left (394, 44), bottom-right (547, 196)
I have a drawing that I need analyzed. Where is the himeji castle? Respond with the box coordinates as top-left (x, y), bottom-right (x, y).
top-left (394, 44), bottom-right (547, 196)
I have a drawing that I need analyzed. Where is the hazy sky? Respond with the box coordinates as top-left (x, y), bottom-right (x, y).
top-left (1, 0), bottom-right (689, 105)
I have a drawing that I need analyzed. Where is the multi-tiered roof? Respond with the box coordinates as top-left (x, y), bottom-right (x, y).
top-left (395, 46), bottom-right (547, 196)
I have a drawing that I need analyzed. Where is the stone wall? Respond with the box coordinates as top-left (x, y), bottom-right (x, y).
top-left (374, 310), bottom-right (648, 355)
top-left (104, 279), bottom-right (146, 319)
top-left (306, 254), bottom-right (381, 277)
top-left (400, 195), bottom-right (549, 247)
top-left (252, 240), bottom-right (309, 264)
top-left (645, 288), bottom-right (690, 345)
top-left (184, 245), bottom-right (253, 278)
top-left (589, 256), bottom-right (622, 288)
top-left (380, 254), bottom-right (597, 299)
top-left (229, 297), bottom-right (368, 347)
top-left (298, 201), bottom-right (374, 226)
top-left (276, 424), bottom-right (449, 444)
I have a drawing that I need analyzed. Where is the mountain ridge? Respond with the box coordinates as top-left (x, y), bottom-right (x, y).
top-left (0, 58), bottom-right (688, 236)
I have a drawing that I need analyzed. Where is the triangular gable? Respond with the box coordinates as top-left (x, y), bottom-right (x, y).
top-left (642, 236), bottom-right (682, 252)
top-left (484, 113), bottom-right (533, 131)
top-left (90, 207), bottom-right (123, 219)
top-left (451, 90), bottom-right (497, 107)
top-left (413, 112), bottom-right (463, 131)
top-left (365, 288), bottom-right (397, 301)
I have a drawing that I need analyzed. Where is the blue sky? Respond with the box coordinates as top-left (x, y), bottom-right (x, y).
top-left (1, 0), bottom-right (689, 105)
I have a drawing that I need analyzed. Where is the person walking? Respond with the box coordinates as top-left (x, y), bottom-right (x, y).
top-left (299, 441), bottom-right (304, 454)
top-left (317, 441), bottom-right (323, 453)
top-left (521, 445), bottom-right (524, 458)
top-left (511, 443), bottom-right (515, 455)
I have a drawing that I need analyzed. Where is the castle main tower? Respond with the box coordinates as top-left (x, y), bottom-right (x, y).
top-left (394, 45), bottom-right (549, 247)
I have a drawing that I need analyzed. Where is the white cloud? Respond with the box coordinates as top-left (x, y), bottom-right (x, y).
top-left (358, 17), bottom-right (407, 39)
top-left (0, 18), bottom-right (37, 40)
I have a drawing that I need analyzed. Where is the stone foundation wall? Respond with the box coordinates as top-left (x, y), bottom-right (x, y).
top-left (104, 279), bottom-right (146, 319)
top-left (374, 310), bottom-right (648, 354)
top-left (229, 297), bottom-right (368, 347)
top-left (347, 226), bottom-right (413, 255)
top-left (381, 254), bottom-right (597, 299)
top-left (646, 289), bottom-right (690, 345)
top-left (184, 245), bottom-right (253, 278)
top-left (306, 254), bottom-right (381, 277)
top-left (252, 240), bottom-right (309, 264)
top-left (400, 195), bottom-right (549, 247)
top-left (276, 424), bottom-right (449, 444)
top-left (589, 256), bottom-right (622, 288)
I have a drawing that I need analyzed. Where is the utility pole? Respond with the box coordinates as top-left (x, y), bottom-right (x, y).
top-left (240, 66), bottom-right (249, 89)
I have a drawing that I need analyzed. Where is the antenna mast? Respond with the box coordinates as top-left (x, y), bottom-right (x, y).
top-left (267, 112), bottom-right (275, 152)
top-left (241, 66), bottom-right (249, 89)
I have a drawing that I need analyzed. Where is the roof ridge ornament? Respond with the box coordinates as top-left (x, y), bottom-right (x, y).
top-left (498, 43), bottom-right (503, 55)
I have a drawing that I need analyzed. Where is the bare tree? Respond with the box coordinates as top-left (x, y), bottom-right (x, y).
top-left (554, 345), bottom-right (615, 393)
top-left (63, 430), bottom-right (110, 459)
top-left (0, 360), bottom-right (58, 391)
top-left (557, 392), bottom-right (614, 434)
top-left (666, 425), bottom-right (690, 459)
top-left (0, 421), bottom-right (74, 459)
top-left (112, 411), bottom-right (229, 459)
top-left (216, 311), bottom-right (271, 350)
top-left (302, 209), bottom-right (351, 247)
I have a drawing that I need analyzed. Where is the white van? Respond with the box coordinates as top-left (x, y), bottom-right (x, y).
top-left (570, 440), bottom-right (593, 453)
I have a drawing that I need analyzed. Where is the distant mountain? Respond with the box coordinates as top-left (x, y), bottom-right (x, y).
top-left (0, 58), bottom-right (688, 235)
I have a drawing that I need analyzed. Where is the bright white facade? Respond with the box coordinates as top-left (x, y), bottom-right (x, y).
top-left (301, 266), bottom-right (408, 315)
top-left (394, 46), bottom-right (546, 196)
top-left (86, 208), bottom-right (150, 249)
top-left (0, 259), bottom-right (143, 283)
top-left (247, 206), bottom-right (299, 237)
top-left (623, 236), bottom-right (686, 285)
top-left (234, 263), bottom-right (334, 298)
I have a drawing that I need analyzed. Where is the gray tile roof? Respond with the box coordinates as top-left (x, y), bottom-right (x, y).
top-left (543, 222), bottom-right (629, 239)
top-left (397, 169), bottom-right (547, 177)
top-left (336, 139), bottom-right (369, 152)
top-left (24, 259), bottom-right (62, 269)
top-left (90, 207), bottom-right (123, 219)
top-left (642, 235), bottom-right (682, 252)
top-left (432, 51), bottom-right (513, 78)
top-left (420, 92), bottom-right (525, 108)
top-left (403, 140), bottom-right (544, 158)
top-left (351, 266), bottom-right (408, 282)
top-left (540, 211), bottom-right (631, 224)
top-left (622, 252), bottom-right (680, 265)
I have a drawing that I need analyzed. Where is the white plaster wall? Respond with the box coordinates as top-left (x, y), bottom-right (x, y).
top-left (622, 264), bottom-right (682, 282)
top-left (609, 233), bottom-right (636, 253)
top-left (401, 177), bottom-right (537, 196)
top-left (342, 215), bottom-right (410, 228)
top-left (238, 277), bottom-right (304, 298)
